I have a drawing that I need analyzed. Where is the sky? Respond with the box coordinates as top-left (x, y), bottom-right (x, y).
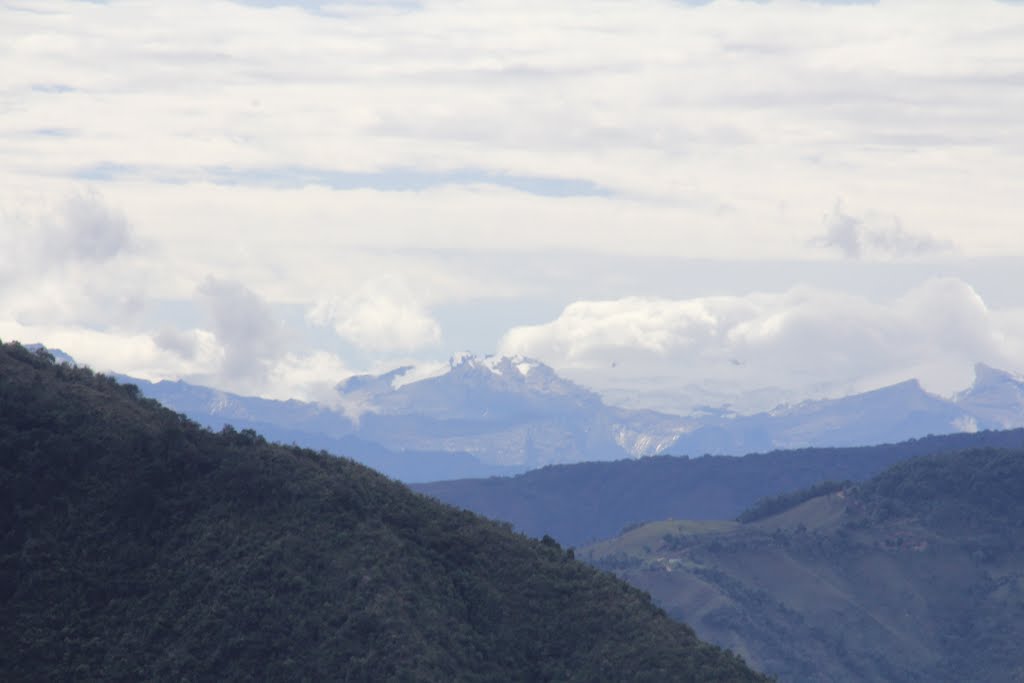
top-left (2, 0), bottom-right (1023, 414)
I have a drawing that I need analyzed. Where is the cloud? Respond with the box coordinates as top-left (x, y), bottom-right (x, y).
top-left (197, 277), bottom-right (286, 386)
top-left (308, 277), bottom-right (442, 352)
top-left (814, 202), bottom-right (954, 259)
top-left (265, 350), bottom-right (356, 406)
top-left (3, 0), bottom-right (1024, 412)
top-left (0, 316), bottom-right (356, 406)
top-left (0, 189), bottom-right (134, 281)
top-left (499, 278), bottom-right (1024, 413)
top-left (0, 322), bottom-right (219, 383)
top-left (153, 327), bottom-right (207, 360)
top-left (0, 189), bottom-right (151, 333)
top-left (53, 191), bottom-right (134, 263)
top-left (3, 0), bottom-right (1022, 268)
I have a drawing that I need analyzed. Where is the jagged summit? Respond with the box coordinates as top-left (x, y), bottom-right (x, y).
top-left (335, 353), bottom-right (599, 414)
top-left (336, 354), bottom-right (556, 393)
top-left (444, 353), bottom-right (559, 383)
top-left (448, 352), bottom-right (545, 379)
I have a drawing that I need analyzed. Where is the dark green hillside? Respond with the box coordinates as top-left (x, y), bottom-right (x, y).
top-left (855, 448), bottom-right (1024, 530)
top-left (414, 428), bottom-right (1024, 547)
top-left (585, 449), bottom-right (1024, 682)
top-left (0, 342), bottom-right (767, 682)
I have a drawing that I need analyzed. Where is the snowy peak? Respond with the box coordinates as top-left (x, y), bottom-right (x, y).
top-left (447, 353), bottom-right (553, 382)
top-left (337, 354), bottom-right (586, 406)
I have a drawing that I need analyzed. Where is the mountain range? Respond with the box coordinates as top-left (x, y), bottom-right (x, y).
top-left (31, 344), bottom-right (1024, 482)
top-left (108, 352), bottom-right (688, 482)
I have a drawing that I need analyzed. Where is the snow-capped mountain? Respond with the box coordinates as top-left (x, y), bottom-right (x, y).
top-left (334, 353), bottom-right (691, 467)
top-left (337, 353), bottom-right (604, 420)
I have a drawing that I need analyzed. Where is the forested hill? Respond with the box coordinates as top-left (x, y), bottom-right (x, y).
top-left (853, 447), bottom-right (1024, 532)
top-left (414, 428), bottom-right (1024, 547)
top-left (584, 448), bottom-right (1024, 682)
top-left (0, 341), bottom-right (767, 682)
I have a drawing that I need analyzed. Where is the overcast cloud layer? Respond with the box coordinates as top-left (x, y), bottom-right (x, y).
top-left (1, 0), bottom-right (1023, 412)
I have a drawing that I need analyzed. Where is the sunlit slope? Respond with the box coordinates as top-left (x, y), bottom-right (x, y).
top-left (0, 342), bottom-right (768, 683)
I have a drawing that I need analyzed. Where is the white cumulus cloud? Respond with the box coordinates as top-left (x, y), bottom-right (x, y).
top-left (195, 276), bottom-right (287, 390)
top-left (308, 277), bottom-right (442, 352)
top-left (499, 278), bottom-right (1024, 413)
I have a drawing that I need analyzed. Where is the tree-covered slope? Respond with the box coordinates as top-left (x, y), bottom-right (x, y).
top-left (585, 448), bottom-right (1024, 682)
top-left (0, 342), bottom-right (767, 682)
top-left (414, 428), bottom-right (1024, 547)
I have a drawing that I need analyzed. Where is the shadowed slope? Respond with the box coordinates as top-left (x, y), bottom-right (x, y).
top-left (0, 342), bottom-right (767, 682)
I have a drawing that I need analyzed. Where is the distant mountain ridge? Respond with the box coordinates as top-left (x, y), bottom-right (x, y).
top-left (665, 378), bottom-right (972, 456)
top-left (26, 344), bottom-right (1024, 482)
top-left (413, 428), bottom-right (1024, 546)
top-left (661, 363), bottom-right (1024, 456)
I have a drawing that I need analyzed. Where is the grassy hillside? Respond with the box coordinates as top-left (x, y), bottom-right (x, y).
top-left (585, 449), bottom-right (1024, 682)
top-left (0, 341), bottom-right (768, 682)
top-left (414, 428), bottom-right (1024, 547)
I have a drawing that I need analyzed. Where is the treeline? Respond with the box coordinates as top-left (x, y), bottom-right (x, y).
top-left (736, 480), bottom-right (850, 523)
